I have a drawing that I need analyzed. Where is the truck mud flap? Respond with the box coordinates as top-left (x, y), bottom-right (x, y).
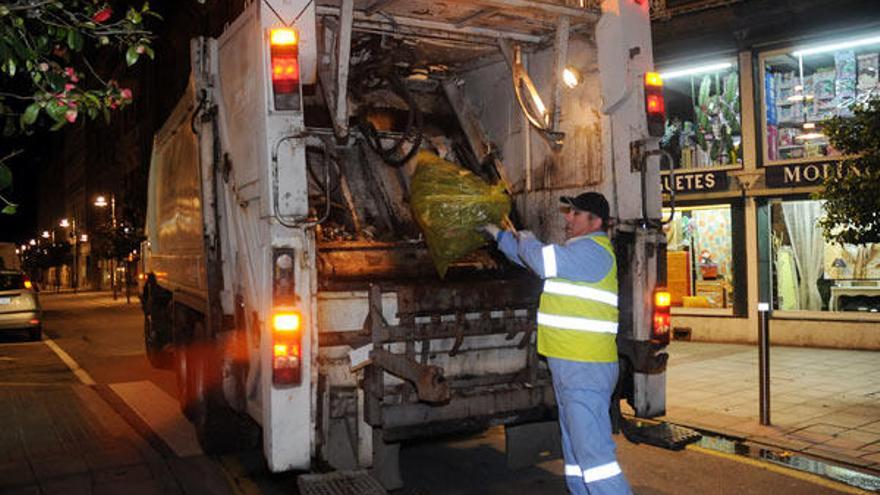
top-left (621, 420), bottom-right (701, 451)
top-left (298, 470), bottom-right (387, 495)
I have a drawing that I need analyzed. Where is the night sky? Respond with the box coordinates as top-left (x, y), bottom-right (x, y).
top-left (0, 0), bottom-right (245, 245)
top-left (0, 136), bottom-right (42, 244)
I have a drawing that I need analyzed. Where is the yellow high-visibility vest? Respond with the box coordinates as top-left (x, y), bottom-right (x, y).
top-left (537, 235), bottom-right (619, 362)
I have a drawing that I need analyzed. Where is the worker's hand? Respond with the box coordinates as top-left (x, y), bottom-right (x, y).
top-left (479, 224), bottom-right (501, 240)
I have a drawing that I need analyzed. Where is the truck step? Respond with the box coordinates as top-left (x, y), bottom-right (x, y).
top-left (623, 421), bottom-right (702, 451)
top-left (297, 470), bottom-right (387, 495)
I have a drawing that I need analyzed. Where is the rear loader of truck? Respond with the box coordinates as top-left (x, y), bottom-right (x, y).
top-left (141, 0), bottom-right (676, 488)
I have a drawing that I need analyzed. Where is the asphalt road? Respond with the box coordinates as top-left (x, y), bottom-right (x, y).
top-left (0, 291), bottom-right (869, 495)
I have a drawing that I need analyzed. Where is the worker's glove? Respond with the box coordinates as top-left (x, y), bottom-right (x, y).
top-left (479, 224), bottom-right (501, 240)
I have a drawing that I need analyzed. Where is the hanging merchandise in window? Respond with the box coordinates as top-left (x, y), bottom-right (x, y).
top-left (659, 61), bottom-right (742, 170)
top-left (663, 205), bottom-right (735, 309)
top-left (769, 199), bottom-right (880, 313)
top-left (763, 33), bottom-right (880, 162)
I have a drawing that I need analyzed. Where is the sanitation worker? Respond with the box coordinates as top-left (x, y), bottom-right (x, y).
top-left (482, 191), bottom-right (631, 495)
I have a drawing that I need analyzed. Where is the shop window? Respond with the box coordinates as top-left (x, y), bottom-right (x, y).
top-left (769, 199), bottom-right (880, 313)
top-left (663, 205), bottom-right (736, 309)
top-left (761, 33), bottom-right (880, 163)
top-left (659, 60), bottom-right (742, 170)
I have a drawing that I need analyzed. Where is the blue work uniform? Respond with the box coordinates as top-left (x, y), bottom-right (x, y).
top-left (496, 230), bottom-right (632, 495)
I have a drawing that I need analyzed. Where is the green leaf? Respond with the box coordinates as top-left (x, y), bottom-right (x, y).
top-left (1, 204), bottom-right (16, 215)
top-left (67, 29), bottom-right (83, 52)
top-left (143, 46), bottom-right (155, 60)
top-left (45, 101), bottom-right (67, 123)
top-left (21, 102), bottom-right (40, 125)
top-left (125, 45), bottom-right (139, 66)
top-left (0, 163), bottom-right (11, 190)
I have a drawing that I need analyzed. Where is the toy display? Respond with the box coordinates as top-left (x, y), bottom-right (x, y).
top-left (765, 46), bottom-right (880, 161)
top-left (661, 68), bottom-right (742, 169)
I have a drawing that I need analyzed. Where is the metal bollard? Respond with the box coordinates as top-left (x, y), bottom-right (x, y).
top-left (758, 302), bottom-right (771, 425)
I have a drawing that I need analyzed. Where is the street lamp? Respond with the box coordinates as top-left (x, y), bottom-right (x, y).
top-left (94, 194), bottom-right (117, 228)
top-left (95, 193), bottom-right (118, 298)
top-left (59, 217), bottom-right (79, 292)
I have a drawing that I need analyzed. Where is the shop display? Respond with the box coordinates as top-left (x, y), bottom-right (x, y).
top-left (857, 53), bottom-right (879, 97)
top-left (664, 206), bottom-right (734, 309)
top-left (661, 64), bottom-right (742, 169)
top-left (763, 39), bottom-right (880, 162)
top-left (770, 199), bottom-right (880, 312)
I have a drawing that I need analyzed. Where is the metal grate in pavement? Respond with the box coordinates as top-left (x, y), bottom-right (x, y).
top-left (623, 421), bottom-right (702, 451)
top-left (297, 470), bottom-right (387, 495)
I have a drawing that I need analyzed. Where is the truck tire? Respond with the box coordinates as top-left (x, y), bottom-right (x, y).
top-left (29, 326), bottom-right (41, 341)
top-left (187, 320), bottom-right (257, 453)
top-left (143, 281), bottom-right (172, 369)
top-left (176, 341), bottom-right (198, 420)
top-left (144, 314), bottom-right (172, 369)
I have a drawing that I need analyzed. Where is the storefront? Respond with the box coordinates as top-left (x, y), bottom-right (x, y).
top-left (656, 29), bottom-right (880, 350)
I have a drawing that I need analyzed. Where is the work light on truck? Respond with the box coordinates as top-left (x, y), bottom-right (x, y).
top-left (269, 28), bottom-right (301, 111)
top-left (644, 72), bottom-right (665, 137)
top-left (652, 288), bottom-right (672, 346)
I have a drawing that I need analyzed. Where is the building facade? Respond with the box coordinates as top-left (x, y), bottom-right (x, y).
top-left (651, 0), bottom-right (880, 349)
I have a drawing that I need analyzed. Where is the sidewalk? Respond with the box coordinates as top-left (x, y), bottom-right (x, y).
top-left (653, 341), bottom-right (880, 472)
top-left (0, 355), bottom-right (233, 494)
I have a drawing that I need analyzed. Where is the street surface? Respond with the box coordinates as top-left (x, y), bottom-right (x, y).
top-left (0, 292), bottom-right (870, 494)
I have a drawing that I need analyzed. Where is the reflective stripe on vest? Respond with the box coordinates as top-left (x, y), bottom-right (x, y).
top-left (537, 234), bottom-right (618, 363)
top-left (542, 245), bottom-right (558, 278)
top-left (537, 312), bottom-right (618, 333)
top-left (543, 279), bottom-right (618, 307)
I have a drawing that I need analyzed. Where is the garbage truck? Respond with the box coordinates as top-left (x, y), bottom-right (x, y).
top-left (140, 0), bottom-right (675, 487)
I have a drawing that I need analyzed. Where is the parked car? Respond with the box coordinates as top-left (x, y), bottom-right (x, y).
top-left (0, 270), bottom-right (42, 341)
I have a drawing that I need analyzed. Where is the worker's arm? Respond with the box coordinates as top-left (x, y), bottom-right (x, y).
top-left (495, 230), bottom-right (527, 268)
top-left (515, 235), bottom-right (612, 282)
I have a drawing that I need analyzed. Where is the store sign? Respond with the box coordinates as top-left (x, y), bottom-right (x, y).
top-left (765, 161), bottom-right (858, 188)
top-left (661, 171), bottom-right (729, 194)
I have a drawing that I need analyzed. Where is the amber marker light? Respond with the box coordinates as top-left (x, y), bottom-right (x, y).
top-left (270, 28), bottom-right (298, 46)
top-left (645, 71), bottom-right (663, 88)
top-left (273, 311), bottom-right (302, 332)
top-left (655, 290), bottom-right (671, 308)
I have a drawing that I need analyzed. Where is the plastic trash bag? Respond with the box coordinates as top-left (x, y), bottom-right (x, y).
top-left (410, 150), bottom-right (510, 277)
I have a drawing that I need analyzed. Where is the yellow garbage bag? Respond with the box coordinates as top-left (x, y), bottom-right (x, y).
top-left (410, 150), bottom-right (511, 278)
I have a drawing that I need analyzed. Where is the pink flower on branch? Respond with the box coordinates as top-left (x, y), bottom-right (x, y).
top-left (64, 67), bottom-right (79, 83)
top-left (65, 109), bottom-right (78, 123)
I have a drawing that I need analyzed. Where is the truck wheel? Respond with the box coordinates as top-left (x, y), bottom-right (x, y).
top-left (176, 342), bottom-right (198, 420)
top-left (29, 326), bottom-right (41, 341)
top-left (145, 314), bottom-right (172, 369)
top-left (188, 322), bottom-right (255, 453)
top-left (143, 281), bottom-right (173, 369)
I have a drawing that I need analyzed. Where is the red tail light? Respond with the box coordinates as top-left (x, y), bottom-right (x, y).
top-left (644, 72), bottom-right (665, 137)
top-left (269, 28), bottom-right (301, 111)
top-left (272, 310), bottom-right (302, 386)
top-left (652, 288), bottom-right (671, 346)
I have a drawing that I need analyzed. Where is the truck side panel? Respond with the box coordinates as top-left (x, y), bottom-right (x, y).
top-left (144, 78), bottom-right (208, 303)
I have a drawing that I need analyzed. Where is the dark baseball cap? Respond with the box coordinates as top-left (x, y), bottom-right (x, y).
top-left (560, 192), bottom-right (610, 222)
